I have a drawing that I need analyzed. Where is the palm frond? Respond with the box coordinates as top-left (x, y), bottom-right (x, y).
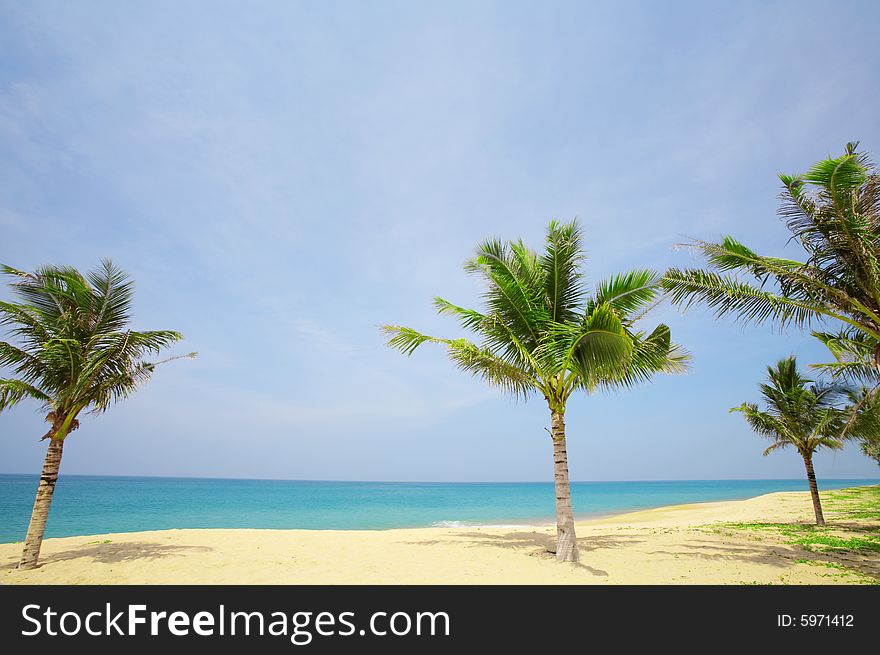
top-left (663, 268), bottom-right (832, 329)
top-left (837, 386), bottom-right (880, 443)
top-left (381, 325), bottom-right (538, 397)
top-left (445, 338), bottom-right (537, 399)
top-left (811, 328), bottom-right (880, 384)
top-left (0, 341), bottom-right (46, 382)
top-left (540, 219), bottom-right (586, 324)
top-left (595, 269), bottom-right (662, 318)
top-left (464, 238), bottom-right (548, 348)
top-left (87, 259), bottom-right (135, 334)
top-left (731, 402), bottom-right (785, 440)
top-left (548, 302), bottom-right (632, 380)
top-left (433, 298), bottom-right (486, 333)
top-left (0, 379), bottom-right (51, 411)
top-left (811, 360), bottom-right (880, 384)
top-left (381, 325), bottom-right (439, 357)
top-left (803, 150), bottom-right (869, 202)
top-left (600, 324), bottom-right (691, 390)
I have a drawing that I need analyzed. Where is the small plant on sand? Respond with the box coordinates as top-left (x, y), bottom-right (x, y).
top-left (790, 534), bottom-right (880, 552)
top-left (827, 486), bottom-right (880, 520)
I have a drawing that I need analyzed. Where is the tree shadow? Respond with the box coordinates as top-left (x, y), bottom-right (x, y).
top-left (644, 539), bottom-right (794, 566)
top-left (788, 550), bottom-right (880, 580)
top-left (409, 530), bottom-right (643, 550)
top-left (26, 540), bottom-right (213, 568)
top-left (823, 521), bottom-right (880, 535)
top-left (404, 530), bottom-right (647, 577)
top-left (648, 534), bottom-right (880, 581)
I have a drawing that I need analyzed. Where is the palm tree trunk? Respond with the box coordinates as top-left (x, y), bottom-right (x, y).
top-left (802, 454), bottom-right (825, 526)
top-left (550, 410), bottom-right (579, 563)
top-left (19, 438), bottom-right (64, 569)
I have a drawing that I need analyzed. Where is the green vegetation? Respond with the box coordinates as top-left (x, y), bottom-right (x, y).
top-left (827, 486), bottom-right (880, 520)
top-left (711, 486), bottom-right (880, 584)
top-left (383, 220), bottom-right (690, 562)
top-left (0, 261), bottom-right (193, 570)
top-left (790, 533), bottom-right (880, 552)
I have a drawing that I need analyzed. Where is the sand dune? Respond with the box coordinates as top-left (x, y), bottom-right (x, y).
top-left (3, 489), bottom-right (877, 584)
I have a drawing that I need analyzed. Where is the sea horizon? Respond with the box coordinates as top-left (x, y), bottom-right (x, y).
top-left (1, 474), bottom-right (877, 543)
top-left (3, 471), bottom-right (878, 484)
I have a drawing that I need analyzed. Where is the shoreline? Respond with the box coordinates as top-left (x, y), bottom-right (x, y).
top-left (3, 486), bottom-right (878, 584)
top-left (0, 474), bottom-right (880, 545)
top-left (0, 496), bottom-right (822, 545)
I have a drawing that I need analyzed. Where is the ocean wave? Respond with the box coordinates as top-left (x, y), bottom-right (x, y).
top-left (431, 520), bottom-right (538, 529)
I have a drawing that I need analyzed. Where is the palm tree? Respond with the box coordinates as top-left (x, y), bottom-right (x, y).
top-left (0, 261), bottom-right (193, 569)
top-left (663, 143), bottom-right (880, 383)
top-left (382, 220), bottom-right (689, 562)
top-left (731, 356), bottom-right (859, 526)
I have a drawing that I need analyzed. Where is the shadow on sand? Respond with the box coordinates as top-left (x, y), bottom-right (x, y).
top-left (9, 540), bottom-right (214, 569)
top-left (403, 530), bottom-right (646, 576)
top-left (653, 531), bottom-right (880, 580)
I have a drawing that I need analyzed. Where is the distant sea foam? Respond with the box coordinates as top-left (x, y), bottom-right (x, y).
top-left (430, 520), bottom-right (539, 529)
top-left (0, 475), bottom-right (877, 542)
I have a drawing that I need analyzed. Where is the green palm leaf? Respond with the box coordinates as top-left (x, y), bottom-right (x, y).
top-left (541, 220), bottom-right (586, 324)
top-left (595, 269), bottom-right (662, 317)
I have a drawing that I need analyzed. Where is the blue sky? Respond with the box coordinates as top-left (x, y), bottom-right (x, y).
top-left (1, 0), bottom-right (879, 482)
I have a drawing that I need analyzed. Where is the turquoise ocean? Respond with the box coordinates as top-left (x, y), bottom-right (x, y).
top-left (0, 474), bottom-right (877, 543)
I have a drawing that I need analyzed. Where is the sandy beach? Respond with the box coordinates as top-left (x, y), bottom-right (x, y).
top-left (3, 487), bottom-right (877, 585)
